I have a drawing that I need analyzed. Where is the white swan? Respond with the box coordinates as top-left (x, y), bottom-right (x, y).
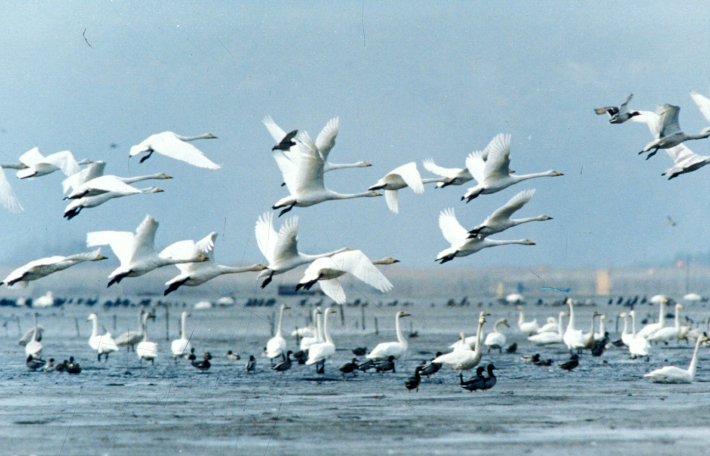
top-left (422, 158), bottom-right (473, 188)
top-left (432, 311), bottom-right (488, 376)
top-left (87, 313), bottom-right (119, 361)
top-left (516, 305), bottom-right (540, 335)
top-left (306, 308), bottom-right (338, 368)
top-left (368, 162), bottom-right (424, 213)
top-left (271, 131), bottom-right (379, 216)
top-left (528, 312), bottom-right (566, 346)
top-left (129, 131), bottom-right (219, 169)
top-left (115, 309), bottom-right (146, 351)
top-left (16, 147), bottom-right (91, 179)
top-left (266, 304), bottom-right (291, 361)
top-left (296, 250), bottom-right (396, 304)
top-left (161, 231), bottom-right (266, 295)
top-left (87, 214), bottom-right (207, 287)
top-left (563, 299), bottom-right (585, 353)
top-left (648, 304), bottom-right (683, 344)
top-left (263, 116), bottom-right (370, 172)
top-left (462, 134), bottom-right (562, 201)
top-left (366, 311), bottom-right (411, 360)
top-left (254, 211), bottom-right (349, 288)
top-left (484, 318), bottom-right (509, 353)
top-left (171, 311), bottom-right (192, 358)
top-left (436, 208), bottom-right (535, 264)
top-left (536, 316), bottom-right (560, 334)
top-left (594, 94), bottom-right (641, 124)
top-left (136, 311), bottom-right (159, 363)
top-left (637, 297), bottom-right (667, 339)
top-left (64, 182), bottom-right (164, 220)
top-left (299, 307), bottom-right (322, 350)
top-left (660, 142), bottom-right (710, 180)
top-left (594, 314), bottom-right (606, 340)
top-left (65, 172), bottom-right (171, 199)
top-left (628, 310), bottom-right (651, 359)
top-left (61, 160), bottom-right (107, 194)
top-left (632, 105), bottom-right (710, 159)
top-left (467, 189), bottom-right (551, 238)
top-left (0, 164), bottom-right (24, 213)
top-left (25, 312), bottom-right (43, 358)
top-left (1, 249), bottom-right (106, 288)
top-left (644, 333), bottom-right (707, 383)
top-left (583, 311), bottom-right (601, 349)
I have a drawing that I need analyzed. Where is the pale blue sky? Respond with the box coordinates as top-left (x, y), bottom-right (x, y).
top-left (1, 1), bottom-right (709, 278)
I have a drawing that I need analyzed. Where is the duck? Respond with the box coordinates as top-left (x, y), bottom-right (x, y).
top-left (482, 364), bottom-right (497, 390)
top-left (136, 312), bottom-right (159, 364)
top-left (352, 347), bottom-right (367, 357)
top-left (532, 354), bottom-right (553, 366)
top-left (265, 304), bottom-right (291, 362)
top-left (462, 134), bottom-right (562, 202)
top-left (466, 189), bottom-right (551, 238)
top-left (26, 354), bottom-right (46, 370)
top-left (171, 311), bottom-right (193, 359)
top-left (366, 311), bottom-right (411, 360)
top-left (66, 357), bottom-right (81, 374)
top-left (558, 354), bottom-right (579, 371)
top-left (374, 356), bottom-right (397, 373)
top-left (436, 208), bottom-right (535, 264)
top-left (461, 366), bottom-right (487, 392)
top-left (191, 352), bottom-right (212, 371)
top-left (368, 162), bottom-right (424, 213)
top-left (246, 355), bottom-right (256, 372)
top-left (484, 318), bottom-right (509, 353)
top-left (644, 333), bottom-right (708, 383)
top-left (419, 352), bottom-right (444, 377)
top-left (339, 358), bottom-right (359, 378)
top-left (594, 94), bottom-right (640, 123)
top-left (42, 358), bottom-right (56, 372)
top-left (404, 366), bottom-right (423, 392)
top-left (129, 131), bottom-right (219, 168)
top-left (15, 147), bottom-right (91, 179)
top-left (271, 351), bottom-right (293, 373)
top-left (86, 214), bottom-right (207, 287)
top-left (87, 313), bottom-right (119, 362)
top-left (225, 351), bottom-right (241, 361)
top-left (1, 249), bottom-right (106, 288)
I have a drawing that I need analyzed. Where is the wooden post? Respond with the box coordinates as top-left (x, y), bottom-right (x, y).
top-left (339, 304), bottom-right (345, 327)
top-left (165, 304), bottom-right (170, 342)
top-left (16, 316), bottom-right (22, 337)
top-left (361, 304), bottom-right (366, 331)
top-left (74, 317), bottom-right (81, 338)
top-left (113, 314), bottom-right (117, 331)
top-left (374, 317), bottom-right (379, 335)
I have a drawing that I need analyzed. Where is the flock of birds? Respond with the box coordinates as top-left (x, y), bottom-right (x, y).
top-left (7, 85), bottom-right (710, 389)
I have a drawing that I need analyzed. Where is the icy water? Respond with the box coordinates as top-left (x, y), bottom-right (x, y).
top-left (3, 297), bottom-right (710, 456)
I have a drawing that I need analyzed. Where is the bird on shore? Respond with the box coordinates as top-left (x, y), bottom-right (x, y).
top-left (405, 366), bottom-right (423, 392)
top-left (461, 366), bottom-right (486, 392)
top-left (66, 357), bottom-right (81, 374)
top-left (420, 352), bottom-right (444, 377)
top-left (225, 351), bottom-right (240, 361)
top-left (482, 364), bottom-right (497, 390)
top-left (43, 358), bottom-right (56, 372)
top-left (558, 354), bottom-right (579, 371)
top-left (532, 354), bottom-right (553, 366)
top-left (339, 358), bottom-right (359, 378)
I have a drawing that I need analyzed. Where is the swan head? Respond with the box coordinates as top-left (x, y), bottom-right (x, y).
top-left (373, 257), bottom-right (400, 265)
top-left (92, 255), bottom-right (108, 262)
top-left (525, 240), bottom-right (535, 245)
top-left (542, 215), bottom-right (553, 221)
top-left (366, 191), bottom-right (382, 197)
top-left (77, 159), bottom-right (93, 165)
top-left (619, 312), bottom-right (626, 318)
top-left (397, 311), bottom-right (411, 319)
top-left (356, 161), bottom-right (371, 167)
top-left (561, 312), bottom-right (569, 317)
top-left (502, 319), bottom-right (509, 328)
top-left (600, 315), bottom-right (606, 321)
top-left (550, 171), bottom-right (563, 176)
top-left (676, 303), bottom-right (683, 310)
top-left (87, 313), bottom-right (97, 322)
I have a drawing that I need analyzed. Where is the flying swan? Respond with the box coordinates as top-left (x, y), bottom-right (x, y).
top-left (129, 131), bottom-right (220, 169)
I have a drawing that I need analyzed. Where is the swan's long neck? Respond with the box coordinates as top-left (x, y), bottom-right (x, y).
top-left (599, 317), bottom-right (605, 335)
top-left (621, 315), bottom-right (629, 337)
top-left (473, 317), bottom-right (486, 356)
top-left (32, 314), bottom-right (39, 342)
top-left (514, 215), bottom-right (549, 225)
top-left (518, 309), bottom-right (525, 327)
top-left (567, 302), bottom-right (576, 331)
top-left (316, 311), bottom-right (324, 343)
top-left (142, 314), bottom-right (151, 342)
top-left (329, 190), bottom-right (379, 200)
top-left (276, 306), bottom-right (285, 337)
top-left (137, 311), bottom-right (145, 336)
top-left (395, 313), bottom-right (407, 346)
top-left (422, 177), bottom-right (447, 184)
top-left (494, 319), bottom-right (504, 333)
top-left (485, 239), bottom-right (530, 248)
top-left (302, 247), bottom-right (350, 263)
top-left (688, 334), bottom-right (705, 376)
top-left (181, 313), bottom-right (188, 339)
top-left (122, 173), bottom-right (167, 184)
top-left (323, 310), bottom-right (333, 344)
top-left (589, 314), bottom-right (597, 336)
top-left (630, 313), bottom-right (637, 336)
top-left (511, 171), bottom-right (560, 183)
top-left (178, 133), bottom-right (215, 142)
top-left (91, 317), bottom-right (99, 338)
top-left (139, 187), bottom-right (162, 194)
top-left (329, 162), bottom-right (369, 171)
top-left (217, 264), bottom-right (264, 275)
top-left (657, 301), bottom-right (666, 325)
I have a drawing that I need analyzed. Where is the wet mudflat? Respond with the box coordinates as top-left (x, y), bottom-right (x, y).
top-left (2, 299), bottom-right (710, 455)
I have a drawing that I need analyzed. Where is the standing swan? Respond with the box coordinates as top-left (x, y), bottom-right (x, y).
top-left (115, 309), bottom-right (146, 352)
top-left (366, 311), bottom-right (411, 360)
top-left (87, 313), bottom-right (118, 362)
top-left (644, 333), bottom-right (708, 383)
top-left (129, 131), bottom-right (219, 169)
top-left (528, 312), bottom-right (566, 346)
top-left (368, 162), bottom-right (425, 214)
top-left (432, 312), bottom-right (489, 379)
top-left (637, 297), bottom-right (667, 339)
top-left (484, 319), bottom-right (509, 353)
top-left (136, 312), bottom-right (158, 364)
top-left (563, 299), bottom-right (585, 353)
top-left (171, 312), bottom-right (193, 358)
top-left (266, 305), bottom-right (291, 362)
top-left (648, 304), bottom-right (684, 344)
top-left (306, 308), bottom-right (338, 372)
top-left (628, 310), bottom-right (651, 360)
top-left (25, 312), bottom-right (43, 358)
top-left (516, 305), bottom-right (540, 335)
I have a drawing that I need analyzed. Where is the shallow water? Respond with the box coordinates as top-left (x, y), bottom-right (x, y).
top-left (3, 298), bottom-right (710, 455)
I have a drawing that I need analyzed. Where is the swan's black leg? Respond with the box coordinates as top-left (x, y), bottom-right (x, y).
top-left (260, 271), bottom-right (274, 289)
top-left (139, 150), bottom-right (153, 163)
top-left (278, 204), bottom-right (295, 217)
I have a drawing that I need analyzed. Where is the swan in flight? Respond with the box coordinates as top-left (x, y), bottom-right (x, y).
top-left (528, 312), bottom-right (566, 346)
top-left (63, 182), bottom-right (164, 220)
top-left (266, 304), bottom-right (291, 362)
top-left (272, 131), bottom-right (379, 216)
top-left (462, 134), bottom-right (562, 202)
top-left (161, 231), bottom-right (266, 295)
top-left (366, 311), bottom-right (411, 360)
top-left (296, 250), bottom-right (396, 304)
top-left (87, 313), bottom-right (119, 361)
top-left (15, 147), bottom-right (91, 179)
top-left (563, 299), bottom-right (585, 353)
top-left (660, 142), bottom-right (710, 180)
top-left (86, 214), bottom-right (207, 287)
top-left (368, 162), bottom-right (424, 213)
top-left (1, 249), bottom-right (106, 288)
top-left (136, 311), bottom-right (158, 364)
top-left (254, 211), bottom-right (349, 288)
top-left (25, 312), bottom-right (43, 358)
top-left (594, 94), bottom-right (641, 124)
top-left (436, 208), bottom-right (535, 264)
top-left (115, 309), bottom-right (147, 351)
top-left (467, 189), bottom-right (551, 238)
top-left (129, 131), bottom-right (219, 169)
top-left (484, 318), bottom-right (509, 353)
top-left (65, 172), bottom-right (171, 199)
top-left (264, 116), bottom-right (370, 172)
top-left (632, 104), bottom-right (710, 159)
top-left (432, 312), bottom-right (488, 377)
top-left (305, 308), bottom-right (338, 372)
top-left (61, 160), bottom-right (107, 194)
top-left (0, 163), bottom-right (25, 213)
top-left (644, 333), bottom-right (707, 383)
top-left (422, 158), bottom-right (473, 188)
top-left (171, 311), bottom-right (193, 358)
top-left (516, 305), bottom-right (540, 335)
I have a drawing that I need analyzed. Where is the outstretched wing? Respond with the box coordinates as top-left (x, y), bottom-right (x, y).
top-left (657, 104), bottom-right (682, 138)
top-left (62, 161), bottom-right (106, 194)
top-left (384, 190), bottom-right (399, 213)
top-left (44, 151), bottom-right (82, 177)
top-left (0, 168), bottom-right (22, 213)
top-left (482, 134), bottom-right (511, 181)
top-left (487, 189), bottom-right (536, 222)
top-left (255, 212), bottom-right (279, 261)
top-left (464, 151), bottom-right (486, 183)
top-left (439, 208), bottom-right (468, 246)
top-left (390, 162), bottom-right (424, 194)
top-left (315, 117), bottom-right (339, 161)
top-left (17, 147), bottom-right (45, 167)
top-left (262, 115), bottom-right (288, 143)
top-left (630, 110), bottom-right (661, 138)
top-left (335, 250), bottom-right (393, 293)
top-left (287, 132), bottom-right (325, 194)
top-left (151, 133), bottom-right (220, 169)
top-left (422, 158), bottom-right (460, 178)
top-left (690, 90), bottom-right (710, 125)
top-left (86, 231), bottom-right (135, 266)
top-left (272, 215), bottom-right (300, 262)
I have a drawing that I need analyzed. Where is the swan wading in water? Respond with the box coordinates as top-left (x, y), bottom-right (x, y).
top-left (632, 104), bottom-right (710, 160)
top-left (86, 214), bottom-right (207, 287)
top-left (129, 131), bottom-right (220, 169)
top-left (0, 163), bottom-right (25, 213)
top-left (368, 162), bottom-right (425, 213)
top-left (1, 249), bottom-right (106, 288)
top-left (299, 308), bottom-right (323, 351)
top-left (271, 131), bottom-right (380, 217)
top-left (536, 315), bottom-right (561, 334)
top-left (484, 319), bottom-right (509, 353)
top-left (627, 311), bottom-right (652, 360)
top-left (563, 299), bottom-right (585, 354)
top-left (644, 333), bottom-right (708, 383)
top-left (296, 250), bottom-right (396, 304)
top-left (25, 312), bottom-right (43, 358)
top-left (161, 231), bottom-right (266, 295)
top-left (648, 304), bottom-right (683, 345)
top-left (516, 305), bottom-right (540, 335)
top-left (115, 309), bottom-right (147, 352)
top-left (15, 147), bottom-right (91, 179)
top-left (87, 313), bottom-right (119, 362)
top-left (136, 311), bottom-right (158, 364)
top-left (263, 116), bottom-right (370, 172)
top-left (432, 311), bottom-right (489, 380)
top-left (594, 94), bottom-right (641, 124)
top-left (171, 312), bottom-right (193, 358)
top-left (461, 134), bottom-right (562, 202)
top-left (637, 297), bottom-right (667, 339)
top-left (266, 304), bottom-right (291, 363)
top-left (436, 208), bottom-right (535, 264)
top-left (306, 308), bottom-right (338, 372)
top-left (254, 211), bottom-right (350, 288)
top-left (466, 189), bottom-right (551, 238)
top-left (528, 312), bottom-right (566, 346)
top-left (366, 311), bottom-right (411, 360)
